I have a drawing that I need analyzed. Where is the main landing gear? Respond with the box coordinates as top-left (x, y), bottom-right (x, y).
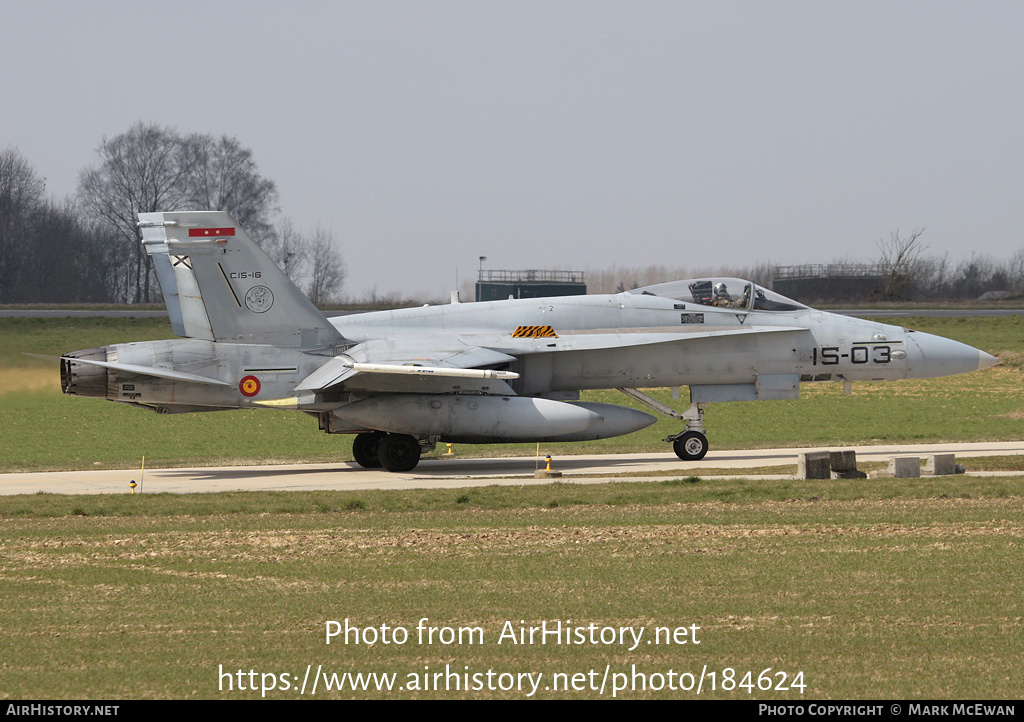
top-left (352, 431), bottom-right (386, 468)
top-left (352, 431), bottom-right (433, 473)
top-left (618, 388), bottom-right (709, 461)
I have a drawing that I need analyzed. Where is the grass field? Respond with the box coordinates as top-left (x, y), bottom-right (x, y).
top-left (0, 480), bottom-right (1021, 699)
top-left (1, 315), bottom-right (1022, 699)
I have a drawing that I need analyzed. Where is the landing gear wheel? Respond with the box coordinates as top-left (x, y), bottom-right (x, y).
top-left (378, 434), bottom-right (422, 472)
top-left (352, 431), bottom-right (386, 468)
top-left (673, 431), bottom-right (708, 461)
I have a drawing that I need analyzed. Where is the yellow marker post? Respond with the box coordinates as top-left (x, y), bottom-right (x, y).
top-left (534, 450), bottom-right (562, 478)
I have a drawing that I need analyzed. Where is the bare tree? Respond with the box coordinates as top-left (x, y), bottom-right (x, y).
top-left (78, 124), bottom-right (278, 303)
top-left (304, 226), bottom-right (346, 305)
top-left (263, 219), bottom-right (347, 304)
top-left (877, 228), bottom-right (927, 298)
top-left (1008, 248), bottom-right (1024, 294)
top-left (0, 149), bottom-right (122, 303)
top-left (0, 148), bottom-right (47, 302)
top-left (19, 199), bottom-right (117, 303)
top-left (263, 216), bottom-right (309, 283)
top-left (78, 122), bottom-right (200, 302)
top-left (952, 254), bottom-right (997, 299)
top-left (181, 134), bottom-right (278, 244)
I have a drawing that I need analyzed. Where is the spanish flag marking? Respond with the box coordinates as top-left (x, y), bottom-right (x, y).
top-left (188, 227), bottom-right (236, 237)
top-left (239, 375), bottom-right (261, 397)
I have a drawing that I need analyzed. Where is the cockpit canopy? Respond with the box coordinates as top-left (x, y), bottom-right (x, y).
top-left (629, 277), bottom-right (808, 312)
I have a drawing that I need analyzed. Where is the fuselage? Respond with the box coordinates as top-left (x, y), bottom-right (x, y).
top-left (329, 288), bottom-right (989, 391)
top-left (62, 280), bottom-right (996, 414)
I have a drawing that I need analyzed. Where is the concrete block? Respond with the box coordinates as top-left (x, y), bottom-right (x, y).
top-left (829, 450), bottom-right (856, 471)
top-left (923, 454), bottom-right (957, 476)
top-left (534, 470), bottom-right (562, 478)
top-left (798, 451), bottom-right (832, 479)
top-left (829, 450), bottom-right (867, 478)
top-left (888, 457), bottom-right (921, 478)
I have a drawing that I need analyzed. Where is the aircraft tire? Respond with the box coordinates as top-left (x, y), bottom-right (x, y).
top-left (352, 431), bottom-right (386, 468)
top-left (378, 433), bottom-right (422, 472)
top-left (673, 431), bottom-right (708, 461)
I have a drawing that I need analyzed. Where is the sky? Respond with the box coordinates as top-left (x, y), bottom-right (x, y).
top-left (2, 1), bottom-right (1023, 300)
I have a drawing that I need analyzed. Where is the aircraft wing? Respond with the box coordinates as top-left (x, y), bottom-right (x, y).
top-left (295, 324), bottom-right (807, 396)
top-left (296, 340), bottom-right (519, 395)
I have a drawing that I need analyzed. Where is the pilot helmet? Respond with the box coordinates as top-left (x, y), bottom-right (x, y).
top-left (714, 282), bottom-right (728, 296)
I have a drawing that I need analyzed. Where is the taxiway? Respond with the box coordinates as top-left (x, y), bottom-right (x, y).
top-left (2, 441), bottom-right (1022, 495)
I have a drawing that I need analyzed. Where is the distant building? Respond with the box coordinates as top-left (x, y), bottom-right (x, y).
top-left (476, 270), bottom-right (586, 301)
top-left (773, 264), bottom-right (887, 302)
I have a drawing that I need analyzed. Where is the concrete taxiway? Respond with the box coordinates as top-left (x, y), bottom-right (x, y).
top-left (2, 441), bottom-right (1022, 495)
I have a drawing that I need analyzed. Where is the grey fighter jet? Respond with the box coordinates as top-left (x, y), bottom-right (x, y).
top-left (57, 211), bottom-right (999, 472)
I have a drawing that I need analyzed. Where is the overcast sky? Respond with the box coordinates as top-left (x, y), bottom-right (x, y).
top-left (3, 1), bottom-right (1022, 299)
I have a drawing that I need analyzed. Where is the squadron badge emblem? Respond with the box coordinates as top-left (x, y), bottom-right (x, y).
top-left (245, 285), bottom-right (274, 313)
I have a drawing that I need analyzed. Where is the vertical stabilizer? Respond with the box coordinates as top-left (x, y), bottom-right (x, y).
top-left (140, 211), bottom-right (343, 347)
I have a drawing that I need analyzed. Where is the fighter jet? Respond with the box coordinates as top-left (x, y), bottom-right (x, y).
top-left (57, 211), bottom-right (999, 472)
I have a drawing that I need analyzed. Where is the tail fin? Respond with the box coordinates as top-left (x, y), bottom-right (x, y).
top-left (140, 210), bottom-right (343, 348)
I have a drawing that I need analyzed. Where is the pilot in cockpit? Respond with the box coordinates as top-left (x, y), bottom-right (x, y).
top-left (712, 282), bottom-right (733, 306)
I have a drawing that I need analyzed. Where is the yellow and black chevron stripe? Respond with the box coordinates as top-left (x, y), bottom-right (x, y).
top-left (512, 325), bottom-right (559, 338)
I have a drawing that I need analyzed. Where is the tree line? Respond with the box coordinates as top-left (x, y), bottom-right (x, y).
top-left (0, 122), bottom-right (344, 305)
top-left (586, 230), bottom-right (1024, 303)
top-left (4, 125), bottom-right (1020, 306)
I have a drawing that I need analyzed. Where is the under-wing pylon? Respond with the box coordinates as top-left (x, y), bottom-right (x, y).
top-left (58, 211), bottom-right (999, 472)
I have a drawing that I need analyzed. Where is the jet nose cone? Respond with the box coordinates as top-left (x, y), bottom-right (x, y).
top-left (979, 350), bottom-right (1000, 371)
top-left (906, 332), bottom-right (999, 378)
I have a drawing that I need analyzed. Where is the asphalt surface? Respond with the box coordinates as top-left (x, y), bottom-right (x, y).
top-left (3, 441), bottom-right (1022, 495)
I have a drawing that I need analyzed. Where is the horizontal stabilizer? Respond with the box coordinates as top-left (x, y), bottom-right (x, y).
top-left (293, 356), bottom-right (359, 392)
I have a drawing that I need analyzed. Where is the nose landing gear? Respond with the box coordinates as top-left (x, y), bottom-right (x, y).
top-left (618, 388), bottom-right (709, 461)
top-left (670, 429), bottom-right (709, 461)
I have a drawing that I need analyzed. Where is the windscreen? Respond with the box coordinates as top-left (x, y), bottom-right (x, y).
top-left (630, 278), bottom-right (807, 312)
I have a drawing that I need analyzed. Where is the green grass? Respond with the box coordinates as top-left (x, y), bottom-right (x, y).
top-left (1, 479), bottom-right (1022, 699)
top-left (3, 473), bottom-right (1021, 518)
